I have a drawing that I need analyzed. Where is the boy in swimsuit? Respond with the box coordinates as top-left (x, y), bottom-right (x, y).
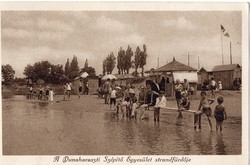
top-left (194, 91), bottom-right (214, 131)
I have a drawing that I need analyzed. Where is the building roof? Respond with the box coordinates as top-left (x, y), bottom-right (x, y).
top-left (155, 57), bottom-right (197, 72)
top-left (212, 64), bottom-right (241, 72)
top-left (198, 67), bottom-right (207, 73)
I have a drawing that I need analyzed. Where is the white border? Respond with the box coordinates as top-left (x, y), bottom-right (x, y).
top-left (0, 2), bottom-right (248, 165)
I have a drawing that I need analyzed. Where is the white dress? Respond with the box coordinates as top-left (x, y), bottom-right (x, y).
top-left (49, 90), bottom-right (54, 101)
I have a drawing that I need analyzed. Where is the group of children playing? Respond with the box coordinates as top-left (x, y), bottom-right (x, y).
top-left (107, 81), bottom-right (227, 132)
top-left (195, 91), bottom-right (227, 132)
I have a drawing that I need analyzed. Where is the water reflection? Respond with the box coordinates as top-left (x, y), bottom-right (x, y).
top-left (2, 96), bottom-right (241, 155)
top-left (175, 126), bottom-right (191, 154)
top-left (193, 131), bottom-right (214, 154)
top-left (215, 134), bottom-right (227, 155)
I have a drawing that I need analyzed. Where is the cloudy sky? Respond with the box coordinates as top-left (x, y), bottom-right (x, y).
top-left (1, 11), bottom-right (242, 78)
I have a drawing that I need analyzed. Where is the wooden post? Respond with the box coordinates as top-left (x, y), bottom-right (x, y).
top-left (230, 41), bottom-right (232, 64)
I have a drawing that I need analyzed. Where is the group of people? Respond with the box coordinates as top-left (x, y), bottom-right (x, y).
top-left (27, 85), bottom-right (55, 101)
top-left (202, 78), bottom-right (223, 98)
top-left (175, 78), bottom-right (227, 132)
top-left (103, 78), bottom-right (227, 132)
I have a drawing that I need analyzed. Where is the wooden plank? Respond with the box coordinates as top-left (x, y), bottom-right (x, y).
top-left (160, 106), bottom-right (197, 113)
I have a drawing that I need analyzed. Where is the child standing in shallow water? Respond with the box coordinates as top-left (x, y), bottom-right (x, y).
top-left (194, 91), bottom-right (214, 131)
top-left (110, 87), bottom-right (117, 110)
top-left (214, 96), bottom-right (227, 132)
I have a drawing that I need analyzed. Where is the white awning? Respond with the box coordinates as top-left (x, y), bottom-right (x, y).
top-left (172, 71), bottom-right (197, 83)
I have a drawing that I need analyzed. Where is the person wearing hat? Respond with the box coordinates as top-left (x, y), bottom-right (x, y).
top-left (154, 91), bottom-right (167, 122)
top-left (214, 96), bottom-right (227, 132)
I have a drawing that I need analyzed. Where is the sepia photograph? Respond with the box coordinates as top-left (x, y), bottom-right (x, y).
top-left (0, 2), bottom-right (248, 165)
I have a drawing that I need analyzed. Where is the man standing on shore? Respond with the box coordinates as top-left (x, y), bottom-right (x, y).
top-left (66, 82), bottom-right (72, 99)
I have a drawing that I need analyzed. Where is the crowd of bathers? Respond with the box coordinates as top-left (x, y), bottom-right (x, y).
top-left (101, 78), bottom-right (227, 132)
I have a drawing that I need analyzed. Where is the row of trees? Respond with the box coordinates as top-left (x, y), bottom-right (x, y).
top-left (23, 56), bottom-right (96, 84)
top-left (102, 44), bottom-right (148, 76)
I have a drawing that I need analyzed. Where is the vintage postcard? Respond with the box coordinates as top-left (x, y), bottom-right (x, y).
top-left (0, 2), bottom-right (248, 165)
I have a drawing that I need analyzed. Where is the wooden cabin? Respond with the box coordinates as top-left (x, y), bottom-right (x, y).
top-left (197, 67), bottom-right (213, 89)
top-left (212, 64), bottom-right (241, 90)
top-left (154, 58), bottom-right (198, 97)
top-left (88, 76), bottom-right (99, 95)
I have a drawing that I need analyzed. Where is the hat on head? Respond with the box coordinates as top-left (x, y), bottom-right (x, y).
top-left (129, 88), bottom-right (135, 94)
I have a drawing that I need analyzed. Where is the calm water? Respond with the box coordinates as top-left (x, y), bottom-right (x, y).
top-left (2, 95), bottom-right (241, 155)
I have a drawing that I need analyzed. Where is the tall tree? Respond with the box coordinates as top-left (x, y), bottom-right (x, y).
top-left (69, 55), bottom-right (79, 80)
top-left (125, 45), bottom-right (133, 74)
top-left (84, 59), bottom-right (88, 68)
top-left (117, 47), bottom-right (125, 74)
top-left (33, 61), bottom-right (51, 83)
top-left (49, 64), bottom-right (64, 84)
top-left (64, 58), bottom-right (70, 77)
top-left (2, 64), bottom-right (15, 83)
top-left (134, 46), bottom-right (141, 76)
top-left (140, 44), bottom-right (147, 76)
top-left (23, 64), bottom-right (35, 82)
top-left (81, 66), bottom-right (96, 76)
top-left (102, 59), bottom-right (107, 75)
top-left (106, 52), bottom-right (116, 74)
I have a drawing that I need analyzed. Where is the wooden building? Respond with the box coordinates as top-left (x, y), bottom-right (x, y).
top-left (88, 76), bottom-right (99, 95)
top-left (212, 64), bottom-right (241, 90)
top-left (113, 74), bottom-right (135, 86)
top-left (73, 75), bottom-right (99, 95)
top-left (197, 67), bottom-right (213, 89)
top-left (154, 58), bottom-right (198, 97)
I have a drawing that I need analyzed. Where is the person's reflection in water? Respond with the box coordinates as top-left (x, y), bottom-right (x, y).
top-left (175, 126), bottom-right (191, 154)
top-left (193, 131), bottom-right (214, 154)
top-left (138, 123), bottom-right (161, 154)
top-left (215, 134), bottom-right (227, 155)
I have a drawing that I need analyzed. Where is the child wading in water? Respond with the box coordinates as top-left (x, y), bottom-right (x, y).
top-left (154, 91), bottom-right (167, 122)
top-left (194, 91), bottom-right (214, 131)
top-left (214, 96), bottom-right (227, 132)
top-left (180, 92), bottom-right (191, 111)
top-left (110, 87), bottom-right (117, 110)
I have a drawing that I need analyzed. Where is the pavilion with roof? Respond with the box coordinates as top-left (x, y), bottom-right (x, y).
top-left (152, 57), bottom-right (198, 97)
